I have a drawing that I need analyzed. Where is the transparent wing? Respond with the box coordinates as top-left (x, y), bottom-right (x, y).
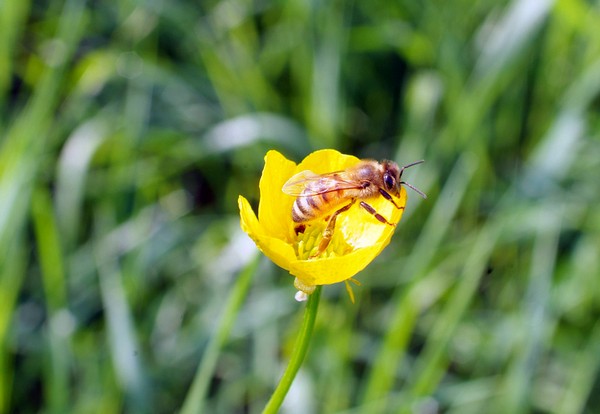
top-left (281, 170), bottom-right (321, 195)
top-left (282, 170), bottom-right (364, 196)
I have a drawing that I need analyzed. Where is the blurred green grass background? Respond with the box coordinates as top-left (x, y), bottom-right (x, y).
top-left (1, 0), bottom-right (599, 413)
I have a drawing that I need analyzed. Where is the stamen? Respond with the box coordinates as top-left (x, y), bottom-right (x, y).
top-left (344, 280), bottom-right (356, 304)
top-left (292, 219), bottom-right (352, 260)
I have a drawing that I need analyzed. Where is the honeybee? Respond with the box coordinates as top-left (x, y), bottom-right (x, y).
top-left (282, 159), bottom-right (426, 258)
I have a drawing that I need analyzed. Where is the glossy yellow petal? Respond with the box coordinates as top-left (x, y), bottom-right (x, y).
top-left (338, 185), bottom-right (406, 248)
top-left (239, 195), bottom-right (296, 271)
top-left (288, 239), bottom-right (392, 286)
top-left (295, 149), bottom-right (359, 174)
top-left (258, 150), bottom-right (297, 243)
top-left (239, 148), bottom-right (416, 297)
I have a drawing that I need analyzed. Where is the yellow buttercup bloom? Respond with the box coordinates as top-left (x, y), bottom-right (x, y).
top-left (238, 149), bottom-right (408, 298)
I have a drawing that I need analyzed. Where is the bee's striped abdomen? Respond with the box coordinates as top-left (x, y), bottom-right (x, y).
top-left (292, 195), bottom-right (318, 222)
top-left (292, 186), bottom-right (345, 223)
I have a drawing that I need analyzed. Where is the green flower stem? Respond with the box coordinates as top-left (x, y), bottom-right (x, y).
top-left (262, 286), bottom-right (322, 414)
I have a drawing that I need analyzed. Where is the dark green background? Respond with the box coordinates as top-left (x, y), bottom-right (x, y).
top-left (1, 0), bottom-right (598, 413)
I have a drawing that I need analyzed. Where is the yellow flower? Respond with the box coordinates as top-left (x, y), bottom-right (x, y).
top-left (238, 149), bottom-right (408, 298)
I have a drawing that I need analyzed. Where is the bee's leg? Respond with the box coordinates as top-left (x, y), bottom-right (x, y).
top-left (378, 188), bottom-right (404, 209)
top-left (359, 201), bottom-right (396, 226)
top-left (310, 200), bottom-right (356, 258)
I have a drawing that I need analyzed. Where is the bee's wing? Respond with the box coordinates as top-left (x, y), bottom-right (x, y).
top-left (282, 170), bottom-right (364, 196)
top-left (281, 170), bottom-right (321, 195)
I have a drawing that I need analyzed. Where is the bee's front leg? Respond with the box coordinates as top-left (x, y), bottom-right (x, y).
top-left (359, 201), bottom-right (396, 226)
top-left (309, 199), bottom-right (356, 259)
top-left (378, 188), bottom-right (404, 209)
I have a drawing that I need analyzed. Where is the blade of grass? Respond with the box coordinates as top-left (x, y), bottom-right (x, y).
top-left (31, 187), bottom-right (71, 412)
top-left (55, 120), bottom-right (108, 250)
top-left (180, 253), bottom-right (260, 414)
top-left (0, 0), bottom-right (30, 111)
top-left (0, 0), bottom-right (86, 263)
top-left (0, 240), bottom-right (26, 413)
top-left (320, 303), bottom-right (360, 413)
top-left (499, 208), bottom-right (560, 414)
top-left (556, 320), bottom-right (600, 414)
top-left (305, 1), bottom-right (349, 149)
top-left (0, 2), bottom-right (86, 411)
top-left (400, 223), bottom-right (501, 412)
top-left (95, 206), bottom-right (150, 413)
top-left (360, 153), bottom-right (478, 409)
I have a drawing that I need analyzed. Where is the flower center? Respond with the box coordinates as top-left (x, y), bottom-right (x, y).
top-left (292, 218), bottom-right (353, 260)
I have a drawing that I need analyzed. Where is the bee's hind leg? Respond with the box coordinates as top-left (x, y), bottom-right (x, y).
top-left (309, 199), bottom-right (356, 259)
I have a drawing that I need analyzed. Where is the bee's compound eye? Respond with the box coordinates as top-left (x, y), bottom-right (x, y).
top-left (384, 173), bottom-right (395, 190)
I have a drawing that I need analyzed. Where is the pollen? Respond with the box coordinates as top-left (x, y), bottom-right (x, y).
top-left (293, 219), bottom-right (353, 260)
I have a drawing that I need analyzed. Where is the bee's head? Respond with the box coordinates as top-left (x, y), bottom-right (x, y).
top-left (381, 161), bottom-right (401, 196)
top-left (382, 160), bottom-right (426, 199)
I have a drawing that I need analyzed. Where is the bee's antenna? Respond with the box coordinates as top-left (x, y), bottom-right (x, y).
top-left (400, 159), bottom-right (425, 170)
top-left (400, 181), bottom-right (427, 199)
top-left (399, 160), bottom-right (427, 199)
